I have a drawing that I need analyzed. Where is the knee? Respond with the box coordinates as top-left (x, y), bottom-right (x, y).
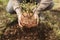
top-left (6, 0), bottom-right (16, 14)
top-left (6, 7), bottom-right (16, 14)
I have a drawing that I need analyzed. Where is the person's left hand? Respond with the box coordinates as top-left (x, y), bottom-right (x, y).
top-left (32, 7), bottom-right (36, 13)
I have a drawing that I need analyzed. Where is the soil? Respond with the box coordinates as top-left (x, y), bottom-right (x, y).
top-left (0, 20), bottom-right (56, 40)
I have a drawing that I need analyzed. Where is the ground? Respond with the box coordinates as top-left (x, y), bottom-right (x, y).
top-left (0, 0), bottom-right (60, 40)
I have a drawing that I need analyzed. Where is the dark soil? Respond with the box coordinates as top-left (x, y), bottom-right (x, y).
top-left (0, 19), bottom-right (56, 40)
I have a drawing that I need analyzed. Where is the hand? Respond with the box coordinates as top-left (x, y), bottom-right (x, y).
top-left (17, 13), bottom-right (23, 27)
top-left (34, 13), bottom-right (39, 24)
top-left (33, 8), bottom-right (40, 15)
top-left (32, 7), bottom-right (36, 13)
top-left (15, 8), bottom-right (23, 27)
top-left (18, 13), bottom-right (24, 31)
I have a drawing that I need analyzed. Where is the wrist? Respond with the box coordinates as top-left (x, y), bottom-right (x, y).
top-left (33, 8), bottom-right (41, 14)
top-left (34, 10), bottom-right (40, 15)
top-left (15, 8), bottom-right (22, 15)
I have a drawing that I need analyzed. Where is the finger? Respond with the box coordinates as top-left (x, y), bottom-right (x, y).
top-left (34, 13), bottom-right (38, 19)
top-left (37, 16), bottom-right (39, 24)
top-left (18, 20), bottom-right (23, 31)
top-left (18, 19), bottom-right (23, 28)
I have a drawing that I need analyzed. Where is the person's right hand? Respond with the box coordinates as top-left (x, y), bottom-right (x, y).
top-left (18, 13), bottom-right (22, 27)
top-left (17, 13), bottom-right (24, 31)
top-left (15, 8), bottom-right (23, 29)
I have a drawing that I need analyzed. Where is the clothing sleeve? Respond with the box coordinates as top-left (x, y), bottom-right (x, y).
top-left (34, 0), bottom-right (53, 14)
top-left (12, 0), bottom-right (21, 11)
top-left (11, 0), bottom-right (23, 17)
